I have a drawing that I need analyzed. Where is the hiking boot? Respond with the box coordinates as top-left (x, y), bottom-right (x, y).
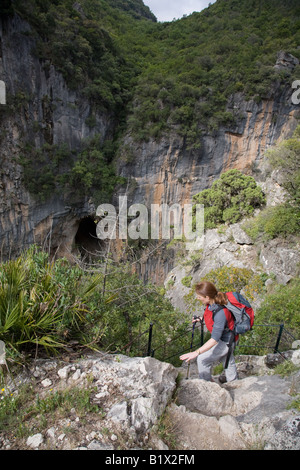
top-left (218, 374), bottom-right (227, 384)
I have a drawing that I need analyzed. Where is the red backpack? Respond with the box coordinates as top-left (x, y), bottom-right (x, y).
top-left (208, 292), bottom-right (254, 370)
top-left (204, 292), bottom-right (254, 336)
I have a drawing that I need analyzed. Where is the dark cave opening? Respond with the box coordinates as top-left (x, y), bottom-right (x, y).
top-left (75, 217), bottom-right (103, 258)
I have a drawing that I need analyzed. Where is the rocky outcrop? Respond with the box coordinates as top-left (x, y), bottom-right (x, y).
top-left (259, 238), bottom-right (300, 285)
top-left (1, 353), bottom-right (178, 450)
top-left (1, 351), bottom-right (299, 450)
top-left (165, 216), bottom-right (300, 314)
top-left (171, 374), bottom-right (300, 450)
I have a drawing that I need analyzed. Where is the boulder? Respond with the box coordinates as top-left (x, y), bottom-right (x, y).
top-left (230, 223), bottom-right (253, 245)
top-left (105, 355), bottom-right (178, 434)
top-left (176, 379), bottom-right (234, 417)
top-left (259, 239), bottom-right (300, 284)
top-left (167, 403), bottom-right (245, 450)
top-left (172, 369), bottom-right (300, 450)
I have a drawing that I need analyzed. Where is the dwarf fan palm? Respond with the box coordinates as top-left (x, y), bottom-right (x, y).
top-left (0, 247), bottom-right (101, 358)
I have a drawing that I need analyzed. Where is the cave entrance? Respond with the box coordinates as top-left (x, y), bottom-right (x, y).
top-left (75, 217), bottom-right (104, 260)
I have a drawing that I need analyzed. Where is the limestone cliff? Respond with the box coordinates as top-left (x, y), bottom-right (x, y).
top-left (0, 13), bottom-right (111, 259)
top-left (115, 65), bottom-right (299, 284)
top-left (117, 79), bottom-right (299, 209)
top-left (0, 9), bottom-right (299, 269)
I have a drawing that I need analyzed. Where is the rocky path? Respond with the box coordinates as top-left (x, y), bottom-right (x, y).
top-left (0, 351), bottom-right (299, 450)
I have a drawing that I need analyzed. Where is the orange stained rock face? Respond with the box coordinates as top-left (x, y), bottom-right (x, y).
top-left (143, 146), bottom-right (198, 208)
top-left (224, 101), bottom-right (273, 172)
top-left (224, 102), bottom-right (299, 173)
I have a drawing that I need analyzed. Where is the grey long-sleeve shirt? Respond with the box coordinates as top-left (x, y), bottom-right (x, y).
top-left (209, 304), bottom-right (233, 343)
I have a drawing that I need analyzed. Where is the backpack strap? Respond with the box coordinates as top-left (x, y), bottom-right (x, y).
top-left (212, 304), bottom-right (235, 332)
top-left (212, 305), bottom-right (224, 317)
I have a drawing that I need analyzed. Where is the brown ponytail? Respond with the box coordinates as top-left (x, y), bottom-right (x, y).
top-left (195, 281), bottom-right (228, 305)
top-left (214, 291), bottom-right (228, 305)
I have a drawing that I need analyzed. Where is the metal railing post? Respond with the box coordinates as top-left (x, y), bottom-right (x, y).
top-left (274, 323), bottom-right (284, 353)
top-left (147, 323), bottom-right (153, 357)
top-left (200, 318), bottom-right (204, 346)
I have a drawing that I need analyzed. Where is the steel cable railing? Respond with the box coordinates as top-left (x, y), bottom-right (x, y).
top-left (143, 322), bottom-right (298, 365)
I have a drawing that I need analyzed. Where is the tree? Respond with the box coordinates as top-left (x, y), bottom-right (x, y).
top-left (193, 169), bottom-right (265, 229)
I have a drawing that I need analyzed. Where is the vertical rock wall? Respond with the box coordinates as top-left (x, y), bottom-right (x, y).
top-left (0, 14), bottom-right (112, 259)
top-left (118, 83), bottom-right (299, 209)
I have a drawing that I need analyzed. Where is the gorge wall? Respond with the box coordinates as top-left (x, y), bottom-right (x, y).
top-left (0, 11), bottom-right (299, 271)
top-left (0, 13), bottom-right (111, 260)
top-left (115, 59), bottom-right (299, 283)
top-left (117, 81), bottom-right (299, 209)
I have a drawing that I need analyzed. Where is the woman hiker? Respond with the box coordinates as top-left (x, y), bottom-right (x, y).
top-left (180, 281), bottom-right (238, 383)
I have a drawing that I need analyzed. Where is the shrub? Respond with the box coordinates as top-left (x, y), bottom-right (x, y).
top-left (181, 276), bottom-right (193, 288)
top-left (0, 247), bottom-right (102, 358)
top-left (243, 204), bottom-right (300, 241)
top-left (199, 265), bottom-right (264, 301)
top-left (239, 278), bottom-right (300, 355)
top-left (192, 169), bottom-right (265, 229)
top-left (254, 278), bottom-right (300, 336)
top-left (183, 265), bottom-right (264, 318)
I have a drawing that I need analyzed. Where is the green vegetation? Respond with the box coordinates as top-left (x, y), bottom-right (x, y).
top-left (19, 136), bottom-right (125, 203)
top-left (0, 382), bottom-right (100, 438)
top-left (243, 126), bottom-right (300, 241)
top-left (6, 0), bottom-right (300, 197)
top-left (0, 246), bottom-right (186, 363)
top-left (126, 0), bottom-right (300, 142)
top-left (253, 278), bottom-right (300, 340)
top-left (192, 169), bottom-right (265, 229)
top-left (274, 360), bottom-right (300, 378)
top-left (181, 276), bottom-right (193, 288)
top-left (0, 246), bottom-right (102, 357)
top-left (243, 204), bottom-right (300, 242)
top-left (239, 277), bottom-right (300, 355)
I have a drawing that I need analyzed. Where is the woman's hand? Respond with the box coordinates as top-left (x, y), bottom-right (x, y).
top-left (192, 315), bottom-right (202, 323)
top-left (179, 350), bottom-right (199, 363)
top-left (179, 338), bottom-right (217, 363)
